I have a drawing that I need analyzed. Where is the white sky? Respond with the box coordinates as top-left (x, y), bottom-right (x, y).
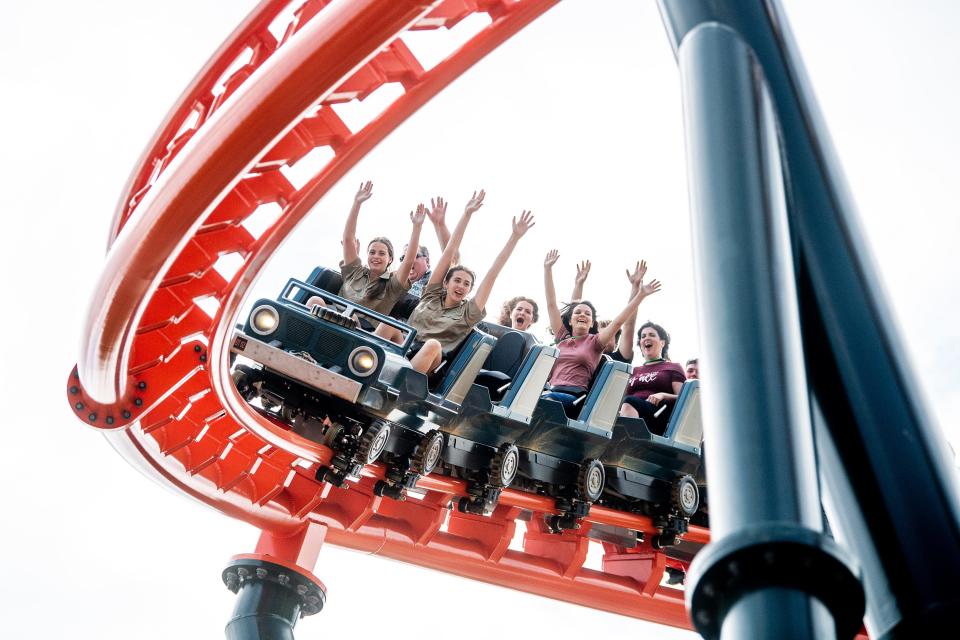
top-left (1, 1), bottom-right (957, 638)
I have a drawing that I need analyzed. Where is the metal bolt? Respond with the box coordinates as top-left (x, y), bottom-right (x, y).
top-left (75, 402), bottom-right (84, 410)
top-left (696, 610), bottom-right (711, 625)
top-left (88, 413), bottom-right (97, 422)
top-left (225, 572), bottom-right (238, 584)
top-left (69, 386), bottom-right (79, 394)
top-left (122, 410), bottom-right (132, 419)
top-left (134, 398), bottom-right (143, 407)
top-left (137, 381), bottom-right (147, 390)
top-left (256, 568), bottom-right (267, 579)
top-left (278, 574), bottom-right (289, 585)
top-left (194, 345), bottom-right (202, 352)
top-left (305, 595), bottom-right (320, 606)
top-left (106, 416), bottom-right (114, 425)
top-left (199, 354), bottom-right (207, 363)
top-left (237, 567), bottom-right (249, 578)
top-left (296, 585), bottom-right (308, 596)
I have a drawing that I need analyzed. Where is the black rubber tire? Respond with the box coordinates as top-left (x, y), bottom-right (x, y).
top-left (411, 429), bottom-right (444, 475)
top-left (672, 474), bottom-right (700, 517)
top-left (490, 443), bottom-right (519, 488)
top-left (578, 459), bottom-right (605, 502)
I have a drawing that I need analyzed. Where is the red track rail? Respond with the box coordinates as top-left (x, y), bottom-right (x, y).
top-left (67, 0), bottom-right (709, 631)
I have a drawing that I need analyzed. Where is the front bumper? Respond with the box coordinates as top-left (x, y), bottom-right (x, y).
top-left (230, 331), bottom-right (362, 403)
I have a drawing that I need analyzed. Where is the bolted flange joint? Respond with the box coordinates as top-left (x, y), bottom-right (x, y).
top-left (686, 524), bottom-right (864, 640)
top-left (222, 558), bottom-right (326, 617)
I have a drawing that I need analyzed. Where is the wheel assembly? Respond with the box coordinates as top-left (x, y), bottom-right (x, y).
top-left (490, 443), bottom-right (519, 488)
top-left (578, 459), bottom-right (605, 502)
top-left (357, 420), bottom-right (391, 464)
top-left (410, 429), bottom-right (444, 475)
top-left (672, 474), bottom-right (700, 517)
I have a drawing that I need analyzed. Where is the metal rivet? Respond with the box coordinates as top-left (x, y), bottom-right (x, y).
top-left (702, 582), bottom-right (715, 597)
top-left (75, 402), bottom-right (84, 410)
top-left (69, 386), bottom-right (79, 394)
top-left (137, 381), bottom-right (147, 390)
top-left (256, 568), bottom-right (267, 579)
top-left (237, 568), bottom-right (249, 577)
top-left (122, 410), bottom-right (132, 419)
top-left (296, 585), bottom-right (308, 596)
top-left (134, 398), bottom-right (143, 407)
top-left (199, 355), bottom-right (207, 363)
top-left (696, 610), bottom-right (711, 625)
top-left (194, 345), bottom-right (202, 352)
top-left (305, 595), bottom-right (319, 605)
top-left (278, 574), bottom-right (289, 585)
top-left (106, 416), bottom-right (115, 425)
top-left (88, 413), bottom-right (97, 422)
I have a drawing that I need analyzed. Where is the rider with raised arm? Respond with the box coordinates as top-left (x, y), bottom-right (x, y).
top-left (402, 195), bottom-right (457, 299)
top-left (306, 181), bottom-right (425, 316)
top-left (378, 190), bottom-right (535, 375)
top-left (541, 250), bottom-right (661, 415)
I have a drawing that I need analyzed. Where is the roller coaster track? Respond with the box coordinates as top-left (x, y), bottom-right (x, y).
top-left (67, 0), bottom-right (710, 632)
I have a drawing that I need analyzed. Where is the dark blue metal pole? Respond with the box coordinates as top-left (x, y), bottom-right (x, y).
top-left (675, 19), bottom-right (862, 640)
top-left (660, 1), bottom-right (960, 637)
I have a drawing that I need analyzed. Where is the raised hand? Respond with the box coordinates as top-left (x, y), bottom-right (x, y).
top-left (626, 260), bottom-right (648, 287)
top-left (544, 249), bottom-right (560, 269)
top-left (512, 210), bottom-right (535, 238)
top-left (410, 203), bottom-right (427, 226)
top-left (640, 278), bottom-right (662, 297)
top-left (355, 180), bottom-right (374, 204)
top-left (464, 189), bottom-right (485, 215)
top-left (428, 197), bottom-right (447, 225)
top-left (575, 260), bottom-right (592, 286)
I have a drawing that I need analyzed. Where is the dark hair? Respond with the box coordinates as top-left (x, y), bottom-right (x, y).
top-left (367, 237), bottom-right (395, 267)
top-left (560, 300), bottom-right (599, 335)
top-left (637, 321), bottom-right (671, 359)
top-left (444, 265), bottom-right (476, 289)
top-left (685, 357), bottom-right (698, 367)
top-left (597, 319), bottom-right (621, 350)
top-left (498, 296), bottom-right (540, 326)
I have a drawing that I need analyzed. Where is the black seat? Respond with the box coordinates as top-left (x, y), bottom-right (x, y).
top-left (390, 293), bottom-right (419, 321)
top-left (474, 329), bottom-right (529, 401)
top-left (295, 267), bottom-right (343, 303)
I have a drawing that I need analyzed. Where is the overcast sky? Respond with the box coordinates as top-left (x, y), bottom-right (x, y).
top-left (1, 1), bottom-right (957, 638)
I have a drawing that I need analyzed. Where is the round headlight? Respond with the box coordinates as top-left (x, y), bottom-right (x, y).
top-left (250, 305), bottom-right (279, 335)
top-left (348, 346), bottom-right (378, 377)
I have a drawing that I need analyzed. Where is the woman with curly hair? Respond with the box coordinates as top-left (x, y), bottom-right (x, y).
top-left (497, 296), bottom-right (539, 331)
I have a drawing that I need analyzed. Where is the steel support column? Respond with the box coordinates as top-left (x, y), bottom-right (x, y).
top-left (676, 21), bottom-right (861, 640)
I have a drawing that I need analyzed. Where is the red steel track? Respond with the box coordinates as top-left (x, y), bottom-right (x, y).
top-left (67, 0), bottom-right (709, 631)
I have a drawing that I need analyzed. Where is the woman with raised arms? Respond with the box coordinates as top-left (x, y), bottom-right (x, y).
top-left (307, 181), bottom-right (426, 316)
top-left (377, 190), bottom-right (535, 374)
top-left (541, 252), bottom-right (661, 414)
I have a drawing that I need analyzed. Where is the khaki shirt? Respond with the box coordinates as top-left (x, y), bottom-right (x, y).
top-left (408, 282), bottom-right (486, 353)
top-left (338, 258), bottom-right (409, 316)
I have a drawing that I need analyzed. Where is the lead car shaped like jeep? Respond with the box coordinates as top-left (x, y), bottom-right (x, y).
top-left (230, 278), bottom-right (436, 490)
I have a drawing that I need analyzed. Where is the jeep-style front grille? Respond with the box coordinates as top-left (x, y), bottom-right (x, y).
top-left (315, 332), bottom-right (347, 359)
top-left (285, 317), bottom-right (314, 347)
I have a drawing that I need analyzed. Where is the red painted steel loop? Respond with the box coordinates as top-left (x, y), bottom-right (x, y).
top-left (68, 0), bottom-right (711, 632)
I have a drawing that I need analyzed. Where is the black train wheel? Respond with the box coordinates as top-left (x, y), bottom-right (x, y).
top-left (490, 443), bottom-right (519, 488)
top-left (410, 429), bottom-right (444, 475)
top-left (672, 474), bottom-right (700, 517)
top-left (578, 459), bottom-right (605, 502)
top-left (357, 420), bottom-right (391, 464)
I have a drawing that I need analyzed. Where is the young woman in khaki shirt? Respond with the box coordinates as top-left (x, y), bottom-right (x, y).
top-left (307, 181), bottom-right (426, 316)
top-left (377, 190), bottom-right (535, 375)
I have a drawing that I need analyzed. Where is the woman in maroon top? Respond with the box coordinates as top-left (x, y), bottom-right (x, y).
top-left (541, 251), bottom-right (660, 415)
top-left (619, 320), bottom-right (686, 434)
